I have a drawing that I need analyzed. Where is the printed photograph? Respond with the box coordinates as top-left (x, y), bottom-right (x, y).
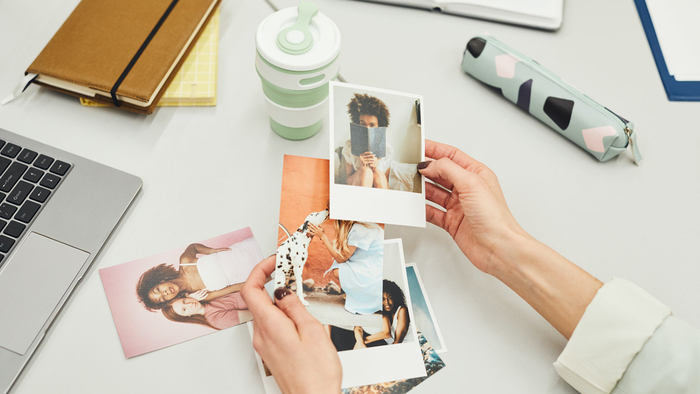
top-left (329, 82), bottom-right (426, 228)
top-left (342, 330), bottom-right (446, 394)
top-left (406, 263), bottom-right (446, 353)
top-left (326, 278), bottom-right (415, 352)
top-left (253, 239), bottom-right (428, 392)
top-left (325, 239), bottom-right (418, 353)
top-left (100, 227), bottom-right (263, 358)
top-left (276, 155), bottom-right (384, 328)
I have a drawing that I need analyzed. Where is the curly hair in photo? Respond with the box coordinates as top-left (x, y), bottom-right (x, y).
top-left (136, 263), bottom-right (182, 312)
top-left (382, 279), bottom-right (409, 325)
top-left (347, 93), bottom-right (390, 127)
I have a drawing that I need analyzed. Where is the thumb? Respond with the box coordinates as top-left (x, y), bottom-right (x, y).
top-left (418, 157), bottom-right (482, 193)
top-left (274, 287), bottom-right (320, 333)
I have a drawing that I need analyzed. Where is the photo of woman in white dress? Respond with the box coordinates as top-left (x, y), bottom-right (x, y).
top-left (308, 220), bottom-right (384, 314)
top-left (135, 237), bottom-right (261, 311)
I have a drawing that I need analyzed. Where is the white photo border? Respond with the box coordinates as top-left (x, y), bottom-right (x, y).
top-left (252, 239), bottom-right (426, 391)
top-left (329, 81), bottom-right (426, 228)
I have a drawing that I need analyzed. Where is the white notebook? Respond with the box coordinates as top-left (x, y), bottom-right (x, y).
top-left (358, 0), bottom-right (564, 30)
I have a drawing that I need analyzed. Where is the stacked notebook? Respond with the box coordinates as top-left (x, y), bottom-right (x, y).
top-left (26, 0), bottom-right (220, 114)
top-left (81, 8), bottom-right (220, 108)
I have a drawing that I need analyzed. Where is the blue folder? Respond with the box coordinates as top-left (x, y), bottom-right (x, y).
top-left (634, 0), bottom-right (700, 101)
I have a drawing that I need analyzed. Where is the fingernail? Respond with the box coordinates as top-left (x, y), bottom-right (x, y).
top-left (417, 161), bottom-right (430, 170)
top-left (274, 287), bottom-right (292, 301)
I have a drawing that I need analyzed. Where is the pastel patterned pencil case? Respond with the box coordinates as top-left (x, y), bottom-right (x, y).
top-left (461, 36), bottom-right (642, 165)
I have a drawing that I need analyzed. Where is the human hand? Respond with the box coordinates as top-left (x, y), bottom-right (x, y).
top-left (187, 289), bottom-right (209, 301)
top-left (242, 256), bottom-right (342, 394)
top-left (213, 247), bottom-right (231, 253)
top-left (418, 140), bottom-right (526, 275)
top-left (353, 326), bottom-right (364, 341)
top-left (307, 223), bottom-right (324, 238)
top-left (359, 152), bottom-right (378, 171)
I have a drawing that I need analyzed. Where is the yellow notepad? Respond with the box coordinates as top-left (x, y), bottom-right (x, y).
top-left (81, 8), bottom-right (219, 108)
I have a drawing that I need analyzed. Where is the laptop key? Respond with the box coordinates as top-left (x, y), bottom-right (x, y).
top-left (18, 149), bottom-right (38, 164)
top-left (40, 173), bottom-right (60, 189)
top-left (0, 219), bottom-right (6, 232)
top-left (7, 181), bottom-right (33, 206)
top-left (4, 221), bottom-right (26, 238)
top-left (0, 203), bottom-right (17, 220)
top-left (0, 162), bottom-right (28, 193)
top-left (23, 168), bottom-right (44, 183)
top-left (34, 154), bottom-right (54, 170)
top-left (0, 156), bottom-right (11, 175)
top-left (0, 235), bottom-right (14, 252)
top-left (29, 186), bottom-right (50, 203)
top-left (1, 143), bottom-right (21, 159)
top-left (49, 161), bottom-right (70, 176)
top-left (15, 201), bottom-right (41, 224)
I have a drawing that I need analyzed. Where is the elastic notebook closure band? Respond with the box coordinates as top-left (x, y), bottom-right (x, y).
top-left (110, 0), bottom-right (180, 107)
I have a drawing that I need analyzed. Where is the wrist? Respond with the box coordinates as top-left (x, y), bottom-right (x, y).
top-left (488, 228), bottom-right (603, 339)
top-left (484, 225), bottom-right (533, 279)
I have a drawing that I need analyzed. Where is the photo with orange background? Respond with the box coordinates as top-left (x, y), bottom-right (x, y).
top-left (278, 155), bottom-right (336, 287)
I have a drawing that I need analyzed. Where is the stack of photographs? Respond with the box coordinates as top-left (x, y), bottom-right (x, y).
top-left (262, 83), bottom-right (446, 393)
top-left (97, 82), bottom-right (445, 394)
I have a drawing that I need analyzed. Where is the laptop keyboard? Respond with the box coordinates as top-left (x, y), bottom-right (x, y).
top-left (0, 140), bottom-right (71, 266)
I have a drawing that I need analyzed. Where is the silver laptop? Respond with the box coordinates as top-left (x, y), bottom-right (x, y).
top-left (0, 127), bottom-right (142, 393)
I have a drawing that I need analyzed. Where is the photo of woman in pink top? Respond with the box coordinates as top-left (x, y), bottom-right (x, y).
top-left (161, 292), bottom-right (252, 330)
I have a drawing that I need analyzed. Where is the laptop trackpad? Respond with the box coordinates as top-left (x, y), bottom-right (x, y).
top-left (0, 233), bottom-right (89, 355)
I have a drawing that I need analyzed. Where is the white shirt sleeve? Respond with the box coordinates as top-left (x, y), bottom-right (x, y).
top-left (612, 315), bottom-right (700, 393)
top-left (553, 277), bottom-right (672, 394)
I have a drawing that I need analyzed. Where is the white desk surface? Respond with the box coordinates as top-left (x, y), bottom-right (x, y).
top-left (1, 0), bottom-right (698, 393)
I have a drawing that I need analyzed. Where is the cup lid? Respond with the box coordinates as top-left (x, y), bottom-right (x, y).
top-left (256, 1), bottom-right (341, 72)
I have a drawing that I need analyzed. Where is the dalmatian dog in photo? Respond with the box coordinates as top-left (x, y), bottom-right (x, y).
top-left (275, 209), bottom-right (329, 306)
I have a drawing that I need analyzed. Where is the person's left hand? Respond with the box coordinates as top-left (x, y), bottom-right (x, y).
top-left (212, 247), bottom-right (231, 253)
top-left (242, 256), bottom-right (342, 394)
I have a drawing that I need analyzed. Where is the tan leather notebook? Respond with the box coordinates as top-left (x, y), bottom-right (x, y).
top-left (27, 0), bottom-right (220, 114)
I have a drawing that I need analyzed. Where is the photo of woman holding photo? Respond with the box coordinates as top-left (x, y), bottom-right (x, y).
top-left (307, 220), bottom-right (384, 314)
top-left (161, 292), bottom-right (252, 330)
top-left (135, 237), bottom-right (261, 311)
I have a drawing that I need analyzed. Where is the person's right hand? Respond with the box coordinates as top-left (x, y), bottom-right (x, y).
top-left (417, 140), bottom-right (525, 275)
top-left (359, 152), bottom-right (378, 171)
top-left (242, 256), bottom-right (342, 394)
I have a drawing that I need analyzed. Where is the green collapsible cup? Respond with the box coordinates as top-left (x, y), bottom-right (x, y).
top-left (255, 1), bottom-right (341, 140)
